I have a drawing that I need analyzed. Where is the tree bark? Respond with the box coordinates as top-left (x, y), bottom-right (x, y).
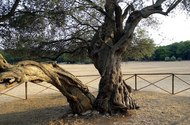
top-left (0, 54), bottom-right (95, 114)
top-left (91, 47), bottom-right (139, 114)
top-left (87, 1), bottom-right (140, 115)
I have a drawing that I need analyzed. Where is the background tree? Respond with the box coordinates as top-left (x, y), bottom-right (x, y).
top-left (153, 46), bottom-right (171, 60)
top-left (1, 0), bottom-right (190, 115)
top-left (153, 41), bottom-right (190, 61)
top-left (123, 28), bottom-right (155, 61)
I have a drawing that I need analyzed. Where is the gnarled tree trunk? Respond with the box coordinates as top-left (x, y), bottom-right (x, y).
top-left (90, 46), bottom-right (138, 114)
top-left (0, 54), bottom-right (95, 114)
top-left (86, 0), bottom-right (142, 114)
top-left (0, 53), bottom-right (138, 115)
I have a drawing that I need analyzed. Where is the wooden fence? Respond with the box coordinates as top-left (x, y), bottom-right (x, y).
top-left (123, 73), bottom-right (190, 95)
top-left (0, 73), bottom-right (190, 101)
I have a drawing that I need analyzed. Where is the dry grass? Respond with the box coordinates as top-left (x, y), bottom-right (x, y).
top-left (1, 61), bottom-right (190, 125)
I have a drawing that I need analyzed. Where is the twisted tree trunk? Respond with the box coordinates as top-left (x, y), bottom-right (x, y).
top-left (0, 54), bottom-right (95, 114)
top-left (90, 46), bottom-right (138, 114)
top-left (87, 0), bottom-right (141, 114)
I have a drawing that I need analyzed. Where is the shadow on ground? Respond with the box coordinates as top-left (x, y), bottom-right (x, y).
top-left (0, 105), bottom-right (70, 125)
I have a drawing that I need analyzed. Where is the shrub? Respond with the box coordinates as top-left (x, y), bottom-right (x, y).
top-left (165, 57), bottom-right (170, 61)
top-left (170, 56), bottom-right (176, 61)
top-left (177, 57), bottom-right (182, 61)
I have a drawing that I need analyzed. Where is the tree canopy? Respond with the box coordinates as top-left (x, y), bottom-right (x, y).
top-left (0, 0), bottom-right (189, 60)
top-left (123, 28), bottom-right (155, 61)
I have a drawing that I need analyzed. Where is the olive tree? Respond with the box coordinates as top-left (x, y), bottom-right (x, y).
top-left (0, 0), bottom-right (189, 115)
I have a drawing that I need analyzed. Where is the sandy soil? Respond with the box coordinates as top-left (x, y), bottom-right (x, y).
top-left (0, 91), bottom-right (190, 125)
top-left (0, 61), bottom-right (190, 124)
top-left (1, 61), bottom-right (190, 103)
top-left (54, 91), bottom-right (190, 125)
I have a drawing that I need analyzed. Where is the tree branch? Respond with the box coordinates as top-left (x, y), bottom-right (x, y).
top-left (140, 0), bottom-right (182, 17)
top-left (39, 46), bottom-right (88, 60)
top-left (112, 0), bottom-right (182, 53)
top-left (114, 2), bottom-right (123, 31)
top-left (71, 15), bottom-right (98, 31)
top-left (54, 46), bottom-right (88, 60)
top-left (0, 0), bottom-right (21, 22)
top-left (38, 37), bottom-right (88, 49)
top-left (114, 2), bottom-right (124, 43)
top-left (84, 10), bottom-right (103, 25)
top-left (140, 6), bottom-right (165, 18)
top-left (122, 4), bottom-right (135, 20)
top-left (113, 11), bottom-right (142, 53)
top-left (155, 0), bottom-right (166, 5)
top-left (84, 0), bottom-right (107, 16)
top-left (166, 0), bottom-right (182, 14)
top-left (152, 0), bottom-right (155, 4)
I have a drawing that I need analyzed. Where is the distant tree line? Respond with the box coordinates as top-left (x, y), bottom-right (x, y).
top-left (153, 41), bottom-right (190, 61)
top-left (123, 40), bottom-right (190, 61)
top-left (1, 40), bottom-right (190, 63)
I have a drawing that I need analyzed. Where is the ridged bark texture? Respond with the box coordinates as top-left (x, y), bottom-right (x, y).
top-left (92, 48), bottom-right (139, 114)
top-left (0, 54), bottom-right (95, 114)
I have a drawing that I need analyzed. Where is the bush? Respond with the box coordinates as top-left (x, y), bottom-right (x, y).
top-left (165, 56), bottom-right (178, 61)
top-left (165, 57), bottom-right (170, 61)
top-left (170, 56), bottom-right (176, 61)
top-left (177, 57), bottom-right (182, 61)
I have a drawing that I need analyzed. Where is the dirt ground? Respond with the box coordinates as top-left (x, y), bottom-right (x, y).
top-left (0, 91), bottom-right (190, 125)
top-left (0, 61), bottom-right (190, 124)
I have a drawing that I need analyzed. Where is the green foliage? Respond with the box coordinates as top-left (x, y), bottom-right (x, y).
top-left (0, 0), bottom-right (98, 61)
top-left (177, 57), bottom-right (182, 61)
top-left (164, 56), bottom-right (177, 61)
top-left (0, 50), bottom-right (21, 63)
top-left (170, 56), bottom-right (176, 61)
top-left (0, 0), bottom-right (189, 63)
top-left (56, 53), bottom-right (91, 64)
top-left (165, 57), bottom-right (170, 61)
top-left (125, 40), bottom-right (190, 61)
top-left (123, 29), bottom-right (155, 61)
top-left (153, 46), bottom-right (170, 61)
top-left (153, 41), bottom-right (190, 61)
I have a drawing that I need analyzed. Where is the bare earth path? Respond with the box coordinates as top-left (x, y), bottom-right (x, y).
top-left (0, 61), bottom-right (190, 124)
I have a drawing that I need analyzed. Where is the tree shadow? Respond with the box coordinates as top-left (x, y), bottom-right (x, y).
top-left (0, 105), bottom-right (71, 125)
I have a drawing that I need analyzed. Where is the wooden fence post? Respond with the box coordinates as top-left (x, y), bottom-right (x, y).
top-left (135, 74), bottom-right (137, 91)
top-left (25, 82), bottom-right (28, 99)
top-left (172, 74), bottom-right (175, 95)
